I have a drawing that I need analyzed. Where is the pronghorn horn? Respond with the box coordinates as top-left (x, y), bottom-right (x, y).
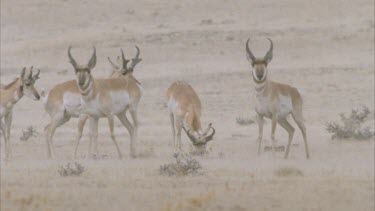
top-left (21, 67), bottom-right (26, 79)
top-left (245, 38), bottom-right (256, 63)
top-left (202, 123), bottom-right (212, 136)
top-left (204, 125), bottom-right (215, 143)
top-left (67, 46), bottom-right (78, 69)
top-left (120, 49), bottom-right (130, 70)
top-left (107, 57), bottom-right (119, 70)
top-left (87, 46), bottom-right (97, 69)
top-left (33, 69), bottom-right (40, 80)
top-left (183, 126), bottom-right (199, 144)
top-left (264, 38), bottom-right (273, 63)
top-left (129, 45), bottom-right (142, 70)
top-left (28, 66), bottom-right (33, 78)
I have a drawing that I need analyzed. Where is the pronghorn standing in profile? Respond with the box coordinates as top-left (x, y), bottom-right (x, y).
top-left (42, 47), bottom-right (142, 158)
top-left (245, 37), bottom-right (309, 159)
top-left (0, 67), bottom-right (40, 159)
top-left (68, 47), bottom-right (141, 158)
top-left (166, 81), bottom-right (215, 154)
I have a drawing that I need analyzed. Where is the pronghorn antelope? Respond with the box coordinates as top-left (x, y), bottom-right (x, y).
top-left (42, 47), bottom-right (142, 158)
top-left (245, 37), bottom-right (309, 159)
top-left (166, 81), bottom-right (215, 154)
top-left (68, 47), bottom-right (141, 158)
top-left (0, 67), bottom-right (40, 159)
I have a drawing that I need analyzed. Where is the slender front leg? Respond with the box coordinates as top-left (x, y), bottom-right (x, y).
top-left (169, 113), bottom-right (176, 147)
top-left (88, 117), bottom-right (99, 157)
top-left (4, 112), bottom-right (13, 159)
top-left (0, 119), bottom-right (8, 159)
top-left (107, 114), bottom-right (123, 159)
top-left (271, 113), bottom-right (277, 155)
top-left (74, 114), bottom-right (88, 158)
top-left (174, 115), bottom-right (183, 153)
top-left (257, 113), bottom-right (264, 155)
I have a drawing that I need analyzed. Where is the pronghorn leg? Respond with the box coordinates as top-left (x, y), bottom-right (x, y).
top-left (129, 108), bottom-right (138, 141)
top-left (4, 112), bottom-right (13, 159)
top-left (256, 114), bottom-right (264, 155)
top-left (74, 114), bottom-right (88, 158)
top-left (292, 112), bottom-right (309, 159)
top-left (169, 113), bottom-right (176, 148)
top-left (174, 115), bottom-right (183, 153)
top-left (107, 115), bottom-right (123, 159)
top-left (271, 113), bottom-right (277, 155)
top-left (117, 112), bottom-right (136, 158)
top-left (0, 119), bottom-right (8, 159)
top-left (45, 114), bottom-right (70, 159)
top-left (88, 117), bottom-right (99, 157)
top-left (277, 118), bottom-right (295, 159)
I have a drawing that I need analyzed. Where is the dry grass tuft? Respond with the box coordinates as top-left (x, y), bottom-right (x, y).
top-left (58, 162), bottom-right (86, 177)
top-left (160, 153), bottom-right (202, 176)
top-left (326, 105), bottom-right (374, 140)
top-left (275, 167), bottom-right (304, 177)
top-left (19, 126), bottom-right (38, 141)
top-left (236, 117), bottom-right (255, 126)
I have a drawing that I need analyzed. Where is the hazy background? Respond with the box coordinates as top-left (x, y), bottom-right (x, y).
top-left (1, 0), bottom-right (374, 210)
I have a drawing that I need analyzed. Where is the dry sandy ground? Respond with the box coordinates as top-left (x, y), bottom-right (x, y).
top-left (1, 0), bottom-right (374, 210)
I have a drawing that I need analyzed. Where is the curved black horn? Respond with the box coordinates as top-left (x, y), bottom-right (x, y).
top-left (107, 57), bottom-right (119, 69)
top-left (67, 46), bottom-right (78, 68)
top-left (204, 126), bottom-right (216, 142)
top-left (183, 126), bottom-right (199, 144)
top-left (202, 123), bottom-right (212, 136)
top-left (87, 46), bottom-right (97, 69)
top-left (246, 38), bottom-right (256, 62)
top-left (120, 49), bottom-right (130, 69)
top-left (33, 69), bottom-right (40, 80)
top-left (264, 38), bottom-right (273, 63)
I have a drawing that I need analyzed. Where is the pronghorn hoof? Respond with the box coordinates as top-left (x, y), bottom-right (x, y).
top-left (264, 145), bottom-right (285, 152)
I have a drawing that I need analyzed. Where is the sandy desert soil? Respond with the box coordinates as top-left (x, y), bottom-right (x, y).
top-left (1, 0), bottom-right (374, 210)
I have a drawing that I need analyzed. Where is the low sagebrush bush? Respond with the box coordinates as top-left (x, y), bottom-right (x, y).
top-left (58, 162), bottom-right (86, 177)
top-left (160, 153), bottom-right (202, 176)
top-left (326, 105), bottom-right (374, 140)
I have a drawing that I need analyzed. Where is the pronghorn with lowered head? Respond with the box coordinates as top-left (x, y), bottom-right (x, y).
top-left (68, 46), bottom-right (141, 158)
top-left (166, 81), bottom-right (215, 154)
top-left (42, 47), bottom-right (142, 158)
top-left (245, 37), bottom-right (309, 159)
top-left (0, 67), bottom-right (40, 160)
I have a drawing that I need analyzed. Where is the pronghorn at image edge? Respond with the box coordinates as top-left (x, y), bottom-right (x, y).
top-left (0, 67), bottom-right (41, 160)
top-left (41, 47), bottom-right (142, 158)
top-left (245, 37), bottom-right (309, 159)
top-left (166, 81), bottom-right (215, 154)
top-left (67, 47), bottom-right (141, 158)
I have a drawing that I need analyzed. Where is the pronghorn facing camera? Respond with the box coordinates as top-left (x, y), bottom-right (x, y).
top-left (245, 37), bottom-right (309, 159)
top-left (68, 47), bottom-right (141, 158)
top-left (0, 67), bottom-right (40, 160)
top-left (166, 81), bottom-right (215, 154)
top-left (42, 47), bottom-right (142, 159)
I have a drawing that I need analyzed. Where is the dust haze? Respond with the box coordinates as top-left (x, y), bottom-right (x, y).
top-left (1, 0), bottom-right (374, 210)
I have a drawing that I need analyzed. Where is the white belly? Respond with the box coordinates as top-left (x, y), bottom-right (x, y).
top-left (63, 92), bottom-right (82, 117)
top-left (255, 94), bottom-right (293, 119)
top-left (110, 91), bottom-right (130, 114)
